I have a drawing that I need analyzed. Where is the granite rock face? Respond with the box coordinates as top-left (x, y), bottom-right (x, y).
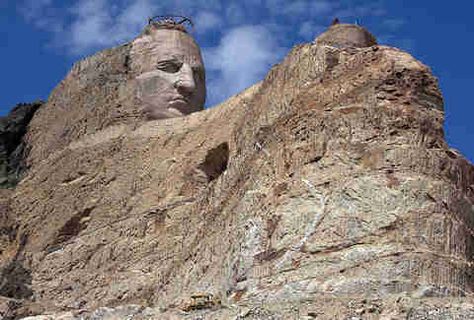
top-left (1, 25), bottom-right (473, 319)
top-left (315, 23), bottom-right (377, 48)
top-left (0, 102), bottom-right (42, 188)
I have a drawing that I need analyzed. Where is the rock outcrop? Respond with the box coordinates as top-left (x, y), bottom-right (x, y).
top-left (1, 24), bottom-right (473, 319)
top-left (315, 23), bottom-right (377, 48)
top-left (0, 102), bottom-right (42, 188)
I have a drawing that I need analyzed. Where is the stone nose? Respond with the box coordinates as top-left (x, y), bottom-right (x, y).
top-left (174, 63), bottom-right (196, 95)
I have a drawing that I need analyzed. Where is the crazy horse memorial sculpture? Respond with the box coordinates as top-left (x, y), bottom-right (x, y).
top-left (134, 16), bottom-right (206, 120)
top-left (0, 17), bottom-right (473, 319)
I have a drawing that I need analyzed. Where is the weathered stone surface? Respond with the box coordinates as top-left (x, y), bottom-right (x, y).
top-left (0, 296), bottom-right (22, 320)
top-left (14, 299), bottom-right (474, 319)
top-left (0, 102), bottom-right (42, 188)
top-left (24, 27), bottom-right (204, 169)
top-left (315, 23), bottom-right (377, 48)
top-left (1, 25), bottom-right (473, 319)
top-left (132, 27), bottom-right (206, 120)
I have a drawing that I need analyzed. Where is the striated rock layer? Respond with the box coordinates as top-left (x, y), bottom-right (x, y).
top-left (1, 25), bottom-right (473, 319)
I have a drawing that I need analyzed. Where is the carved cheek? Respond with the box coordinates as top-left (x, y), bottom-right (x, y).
top-left (138, 72), bottom-right (176, 98)
top-left (194, 79), bottom-right (206, 104)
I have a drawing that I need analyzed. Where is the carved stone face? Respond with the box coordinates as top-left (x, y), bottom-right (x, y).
top-left (132, 28), bottom-right (206, 119)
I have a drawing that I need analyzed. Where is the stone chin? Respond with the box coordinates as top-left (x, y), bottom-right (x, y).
top-left (143, 103), bottom-right (188, 120)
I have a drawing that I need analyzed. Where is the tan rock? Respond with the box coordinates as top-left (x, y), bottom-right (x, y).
top-left (1, 24), bottom-right (473, 319)
top-left (315, 23), bottom-right (377, 48)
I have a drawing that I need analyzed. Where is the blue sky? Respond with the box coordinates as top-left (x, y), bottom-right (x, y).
top-left (0, 0), bottom-right (473, 162)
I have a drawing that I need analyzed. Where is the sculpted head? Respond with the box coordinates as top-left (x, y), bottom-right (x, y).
top-left (132, 24), bottom-right (206, 119)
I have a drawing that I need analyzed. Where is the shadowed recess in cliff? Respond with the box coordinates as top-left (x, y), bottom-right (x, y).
top-left (198, 142), bottom-right (229, 182)
top-left (0, 101), bottom-right (42, 188)
top-left (0, 235), bottom-right (32, 300)
top-left (46, 207), bottom-right (94, 254)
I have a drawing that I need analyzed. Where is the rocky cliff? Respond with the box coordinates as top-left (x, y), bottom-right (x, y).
top-left (0, 25), bottom-right (473, 319)
top-left (0, 102), bottom-right (42, 188)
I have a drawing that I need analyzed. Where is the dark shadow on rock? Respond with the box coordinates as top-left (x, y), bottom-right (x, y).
top-left (46, 207), bottom-right (94, 254)
top-left (198, 142), bottom-right (229, 182)
top-left (0, 235), bottom-right (33, 300)
top-left (0, 101), bottom-right (43, 188)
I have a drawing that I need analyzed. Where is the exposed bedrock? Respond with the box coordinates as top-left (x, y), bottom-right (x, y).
top-left (1, 24), bottom-right (473, 319)
top-left (0, 102), bottom-right (42, 188)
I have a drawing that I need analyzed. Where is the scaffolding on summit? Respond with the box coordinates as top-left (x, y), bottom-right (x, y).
top-left (147, 15), bottom-right (194, 32)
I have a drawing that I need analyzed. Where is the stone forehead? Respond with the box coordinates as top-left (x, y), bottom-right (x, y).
top-left (131, 29), bottom-right (203, 74)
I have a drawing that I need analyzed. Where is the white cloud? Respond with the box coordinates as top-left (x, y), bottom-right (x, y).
top-left (19, 0), bottom-right (388, 55)
top-left (117, 0), bottom-right (156, 28)
top-left (18, 0), bottom-right (398, 106)
top-left (311, 1), bottom-right (333, 14)
top-left (67, 0), bottom-right (111, 53)
top-left (65, 0), bottom-right (157, 54)
top-left (195, 11), bottom-right (222, 33)
top-left (171, 0), bottom-right (223, 13)
top-left (113, 0), bottom-right (157, 45)
top-left (204, 25), bottom-right (285, 105)
top-left (285, 1), bottom-right (310, 15)
top-left (265, 0), bottom-right (333, 17)
top-left (19, 0), bottom-right (157, 54)
top-left (284, 0), bottom-right (333, 16)
top-left (298, 21), bottom-right (325, 40)
top-left (19, 0), bottom-right (63, 32)
top-left (20, 0), bottom-right (52, 19)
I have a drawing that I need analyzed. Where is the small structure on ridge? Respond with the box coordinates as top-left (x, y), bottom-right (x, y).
top-left (316, 22), bottom-right (377, 48)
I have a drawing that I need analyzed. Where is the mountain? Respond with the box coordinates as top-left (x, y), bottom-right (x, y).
top-left (0, 24), bottom-right (473, 319)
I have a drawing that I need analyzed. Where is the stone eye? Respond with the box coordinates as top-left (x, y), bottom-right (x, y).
top-left (156, 60), bottom-right (182, 73)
